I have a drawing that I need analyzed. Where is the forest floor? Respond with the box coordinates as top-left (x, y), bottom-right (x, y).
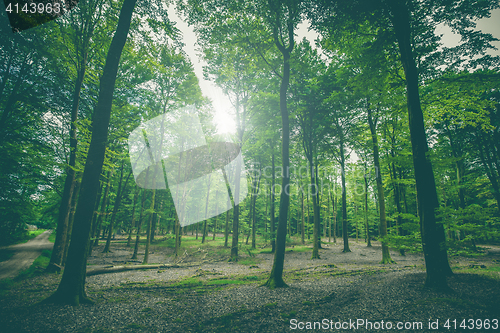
top-left (0, 235), bottom-right (499, 332)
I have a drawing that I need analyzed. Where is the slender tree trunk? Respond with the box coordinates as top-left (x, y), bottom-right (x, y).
top-left (94, 171), bottom-right (112, 248)
top-left (89, 182), bottom-right (104, 254)
top-left (364, 173), bottom-right (371, 247)
top-left (47, 65), bottom-right (87, 271)
top-left (104, 166), bottom-right (131, 253)
top-left (315, 163), bottom-right (322, 249)
top-left (251, 168), bottom-right (261, 249)
top-left (174, 215), bottom-right (180, 256)
top-left (270, 152), bottom-right (276, 253)
top-left (63, 178), bottom-right (81, 266)
top-left (142, 189), bottom-right (156, 264)
top-left (306, 190), bottom-right (310, 240)
top-left (340, 139), bottom-right (350, 253)
top-left (132, 188), bottom-right (147, 259)
top-left (327, 187), bottom-right (330, 243)
top-left (265, 184), bottom-right (268, 236)
top-left (265, 37), bottom-right (292, 288)
top-left (331, 183), bottom-right (337, 243)
top-left (311, 160), bottom-right (320, 259)
top-left (44, 0), bottom-right (137, 305)
top-left (127, 188), bottom-right (139, 247)
top-left (367, 105), bottom-right (393, 263)
top-left (391, 161), bottom-right (404, 255)
top-left (213, 188), bottom-right (219, 241)
top-left (224, 195), bottom-right (230, 248)
top-left (202, 174), bottom-right (212, 244)
top-left (301, 189), bottom-right (305, 244)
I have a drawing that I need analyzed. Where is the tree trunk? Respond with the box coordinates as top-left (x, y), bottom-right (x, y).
top-left (104, 165), bottom-right (131, 253)
top-left (132, 188), bottom-right (147, 259)
top-left (390, 161), bottom-right (404, 255)
top-left (301, 189), bottom-right (305, 244)
top-left (270, 152), bottom-right (276, 253)
top-left (264, 34), bottom-right (293, 288)
top-left (364, 172), bottom-right (371, 247)
top-left (340, 138), bottom-right (350, 253)
top-left (127, 188), bottom-right (139, 247)
top-left (47, 64), bottom-right (87, 271)
top-left (311, 160), bottom-right (320, 259)
top-left (142, 189), bottom-right (156, 264)
top-left (224, 196), bottom-right (230, 248)
top-left (388, 0), bottom-right (452, 289)
top-left (93, 171), bottom-right (112, 248)
top-left (213, 187), bottom-right (219, 241)
top-left (327, 187), bottom-right (330, 243)
top-left (43, 0), bottom-right (137, 305)
top-left (63, 178), bottom-right (81, 266)
top-left (252, 166), bottom-right (261, 249)
top-left (367, 105), bottom-right (393, 263)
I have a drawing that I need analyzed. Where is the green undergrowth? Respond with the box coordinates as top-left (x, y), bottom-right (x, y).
top-left (116, 272), bottom-right (266, 297)
top-left (452, 264), bottom-right (500, 281)
top-left (283, 265), bottom-right (392, 282)
top-left (259, 245), bottom-right (313, 254)
top-left (48, 232), bottom-right (56, 243)
top-left (17, 249), bottom-right (52, 279)
top-left (7, 229), bottom-right (48, 246)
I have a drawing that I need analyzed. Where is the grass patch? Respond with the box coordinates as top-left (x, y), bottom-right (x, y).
top-left (8, 229), bottom-right (48, 246)
top-left (259, 245), bottom-right (312, 254)
top-left (48, 232), bottom-right (56, 243)
top-left (280, 310), bottom-right (297, 319)
top-left (0, 278), bottom-right (15, 297)
top-left (138, 273), bottom-right (269, 296)
top-left (237, 257), bottom-right (262, 266)
top-left (453, 265), bottom-right (500, 280)
top-left (16, 250), bottom-right (51, 280)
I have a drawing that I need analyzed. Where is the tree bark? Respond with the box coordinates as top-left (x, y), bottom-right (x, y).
top-left (270, 152), bottom-right (276, 253)
top-left (251, 165), bottom-right (261, 249)
top-left (104, 165), bottom-right (131, 253)
top-left (127, 188), bottom-right (139, 247)
top-left (93, 171), bottom-right (112, 250)
top-left (364, 171), bottom-right (371, 247)
top-left (142, 189), bottom-right (156, 264)
top-left (265, 26), bottom-right (293, 288)
top-left (311, 160), bottom-right (320, 259)
top-left (43, 0), bottom-right (137, 305)
top-left (339, 137), bottom-right (350, 253)
top-left (367, 105), bottom-right (393, 263)
top-left (47, 63), bottom-right (86, 271)
top-left (387, 0), bottom-right (452, 289)
top-left (132, 188), bottom-right (147, 259)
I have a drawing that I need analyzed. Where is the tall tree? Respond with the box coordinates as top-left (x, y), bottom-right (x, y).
top-left (44, 0), bottom-right (138, 305)
top-left (48, 0), bottom-right (108, 271)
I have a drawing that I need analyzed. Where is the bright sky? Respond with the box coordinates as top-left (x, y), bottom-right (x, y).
top-left (169, 6), bottom-right (500, 135)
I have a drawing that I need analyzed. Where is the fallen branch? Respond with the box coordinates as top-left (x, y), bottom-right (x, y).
top-left (86, 263), bottom-right (195, 276)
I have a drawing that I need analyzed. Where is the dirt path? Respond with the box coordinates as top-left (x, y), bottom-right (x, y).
top-left (0, 230), bottom-right (53, 280)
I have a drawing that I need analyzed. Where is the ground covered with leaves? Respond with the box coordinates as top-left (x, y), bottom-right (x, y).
top-left (0, 237), bottom-right (499, 332)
